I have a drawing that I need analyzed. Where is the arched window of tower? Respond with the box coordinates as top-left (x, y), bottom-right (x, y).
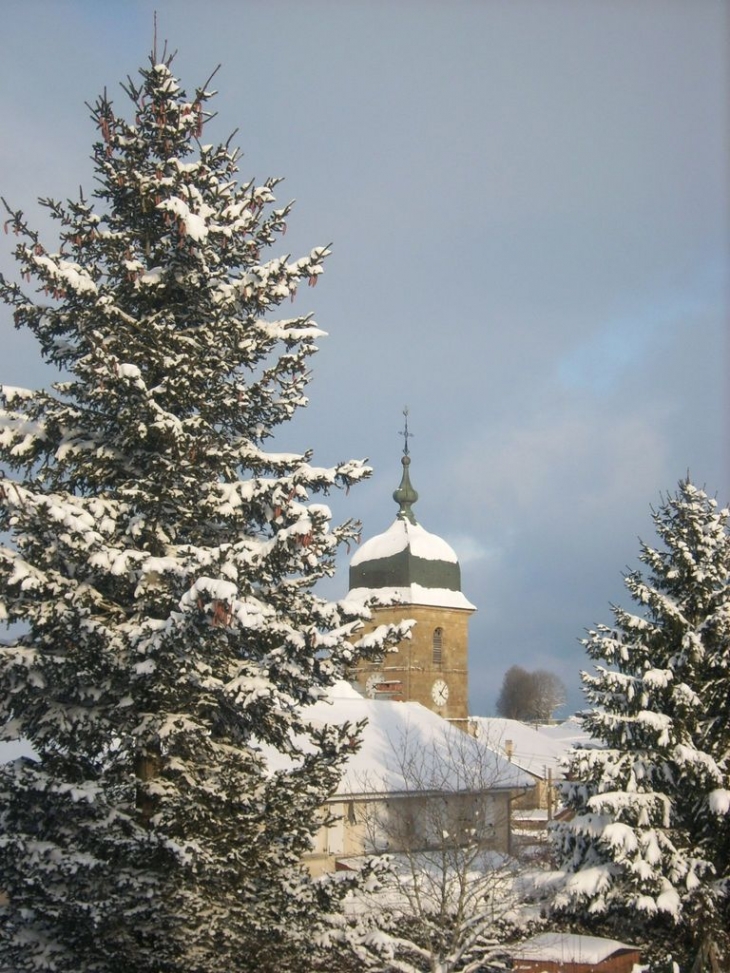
top-left (433, 628), bottom-right (443, 667)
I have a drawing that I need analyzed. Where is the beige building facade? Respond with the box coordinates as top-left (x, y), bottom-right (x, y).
top-left (307, 788), bottom-right (514, 877)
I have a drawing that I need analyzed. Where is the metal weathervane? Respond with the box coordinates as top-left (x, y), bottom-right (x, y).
top-left (399, 407), bottom-right (413, 457)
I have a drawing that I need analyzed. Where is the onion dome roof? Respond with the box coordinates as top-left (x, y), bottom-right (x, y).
top-left (347, 421), bottom-right (474, 611)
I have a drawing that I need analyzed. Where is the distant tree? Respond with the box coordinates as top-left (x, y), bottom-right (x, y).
top-left (0, 51), bottom-right (404, 973)
top-left (495, 665), bottom-right (532, 719)
top-left (529, 669), bottom-right (567, 722)
top-left (552, 480), bottom-right (730, 972)
top-left (495, 666), bottom-right (566, 721)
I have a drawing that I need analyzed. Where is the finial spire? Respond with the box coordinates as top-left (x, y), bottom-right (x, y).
top-left (400, 407), bottom-right (412, 456)
top-left (393, 407), bottom-right (419, 524)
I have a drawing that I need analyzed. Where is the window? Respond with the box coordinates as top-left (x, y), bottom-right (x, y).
top-left (432, 627), bottom-right (443, 666)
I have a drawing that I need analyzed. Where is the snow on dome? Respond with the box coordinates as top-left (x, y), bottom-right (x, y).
top-left (346, 584), bottom-right (475, 612)
top-left (351, 519), bottom-right (458, 567)
top-left (348, 433), bottom-right (474, 609)
top-left (348, 518), bottom-right (472, 609)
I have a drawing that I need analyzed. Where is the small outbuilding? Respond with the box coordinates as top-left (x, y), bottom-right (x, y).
top-left (511, 933), bottom-right (640, 973)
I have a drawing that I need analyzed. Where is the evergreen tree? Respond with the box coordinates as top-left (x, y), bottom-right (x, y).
top-left (552, 480), bottom-right (730, 971)
top-left (0, 52), bottom-right (403, 973)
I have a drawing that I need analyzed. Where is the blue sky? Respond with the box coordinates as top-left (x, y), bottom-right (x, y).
top-left (1, 0), bottom-right (728, 715)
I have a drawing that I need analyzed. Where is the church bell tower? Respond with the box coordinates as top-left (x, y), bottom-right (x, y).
top-left (347, 414), bottom-right (475, 723)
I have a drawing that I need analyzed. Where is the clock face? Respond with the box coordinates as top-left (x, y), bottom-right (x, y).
top-left (431, 678), bottom-right (449, 707)
top-left (365, 673), bottom-right (383, 699)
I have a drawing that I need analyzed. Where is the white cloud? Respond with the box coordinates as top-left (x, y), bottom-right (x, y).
top-left (443, 534), bottom-right (496, 567)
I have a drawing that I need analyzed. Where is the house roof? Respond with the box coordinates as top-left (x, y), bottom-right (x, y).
top-left (470, 717), bottom-right (572, 781)
top-left (277, 681), bottom-right (534, 798)
top-left (537, 715), bottom-right (592, 747)
top-left (512, 933), bottom-right (639, 965)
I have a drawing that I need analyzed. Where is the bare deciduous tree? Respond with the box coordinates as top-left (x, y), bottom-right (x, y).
top-left (529, 670), bottom-right (566, 722)
top-left (495, 666), bottom-right (566, 722)
top-left (340, 727), bottom-right (538, 973)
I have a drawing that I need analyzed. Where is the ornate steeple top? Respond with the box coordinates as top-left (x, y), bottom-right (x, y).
top-left (348, 406), bottom-right (474, 611)
top-left (393, 408), bottom-right (419, 524)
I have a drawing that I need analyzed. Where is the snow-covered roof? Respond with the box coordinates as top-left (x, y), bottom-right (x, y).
top-left (537, 715), bottom-right (592, 747)
top-left (348, 518), bottom-right (475, 611)
top-left (511, 933), bottom-right (639, 965)
top-left (268, 682), bottom-right (533, 797)
top-left (351, 519), bottom-right (458, 566)
top-left (470, 717), bottom-right (571, 780)
top-left (345, 584), bottom-right (475, 611)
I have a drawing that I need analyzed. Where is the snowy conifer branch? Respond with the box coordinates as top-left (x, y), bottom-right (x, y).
top-left (0, 51), bottom-right (402, 973)
top-left (553, 479), bottom-right (730, 971)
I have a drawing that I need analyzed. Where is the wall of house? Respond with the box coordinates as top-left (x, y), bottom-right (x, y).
top-left (512, 776), bottom-right (552, 810)
top-left (304, 790), bottom-right (513, 875)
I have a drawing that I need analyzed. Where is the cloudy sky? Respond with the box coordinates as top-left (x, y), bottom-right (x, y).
top-left (1, 1), bottom-right (728, 716)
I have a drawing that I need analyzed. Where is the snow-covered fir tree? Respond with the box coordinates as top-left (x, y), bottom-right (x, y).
top-left (552, 480), bottom-right (730, 972)
top-left (0, 52), bottom-right (405, 973)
